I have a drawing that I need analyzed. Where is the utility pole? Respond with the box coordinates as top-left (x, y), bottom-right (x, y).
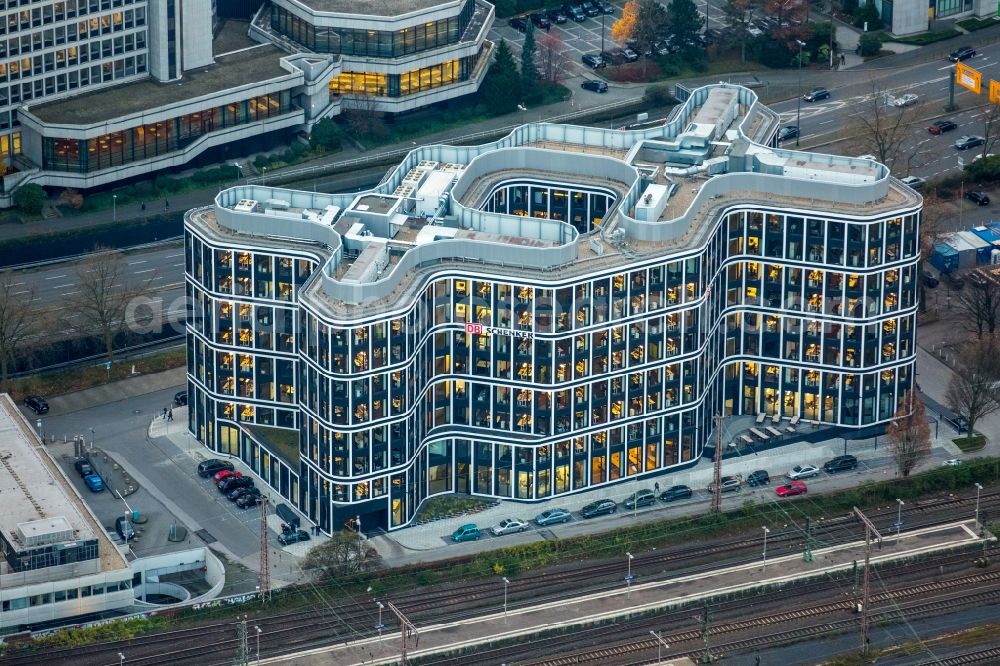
top-left (710, 414), bottom-right (722, 514)
top-left (258, 496), bottom-right (271, 604)
top-left (803, 517), bottom-right (813, 562)
top-left (234, 616), bottom-right (250, 666)
top-left (700, 605), bottom-right (713, 664)
top-left (853, 507), bottom-right (883, 656)
top-left (388, 601), bottom-right (418, 665)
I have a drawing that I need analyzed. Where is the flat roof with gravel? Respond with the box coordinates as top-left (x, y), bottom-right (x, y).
top-left (295, 0), bottom-right (453, 16)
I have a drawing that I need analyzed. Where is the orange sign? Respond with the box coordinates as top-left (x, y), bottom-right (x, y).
top-left (956, 61), bottom-right (982, 94)
top-left (991, 79), bottom-right (1000, 105)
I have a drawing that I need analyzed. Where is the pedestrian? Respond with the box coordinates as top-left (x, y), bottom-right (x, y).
top-left (140, 202), bottom-right (146, 211)
top-left (167, 408), bottom-right (173, 422)
top-left (654, 481), bottom-right (660, 494)
top-left (162, 407), bottom-right (168, 420)
top-left (164, 199), bottom-right (169, 210)
top-left (840, 53), bottom-right (846, 66)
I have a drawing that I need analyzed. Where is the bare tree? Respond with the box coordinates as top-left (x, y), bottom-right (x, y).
top-left (64, 247), bottom-right (154, 364)
top-left (954, 277), bottom-right (1000, 338)
top-left (885, 390), bottom-right (931, 477)
top-left (343, 91), bottom-right (386, 139)
top-left (301, 531), bottom-right (380, 577)
top-left (847, 79), bottom-right (930, 173)
top-left (981, 102), bottom-right (1000, 159)
top-left (536, 31), bottom-right (568, 84)
top-left (0, 270), bottom-right (38, 390)
top-left (918, 194), bottom-right (948, 313)
top-left (946, 339), bottom-right (1000, 438)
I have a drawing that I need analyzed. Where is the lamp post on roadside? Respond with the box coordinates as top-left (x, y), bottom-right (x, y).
top-left (762, 526), bottom-right (770, 572)
top-left (262, 165), bottom-right (267, 186)
top-left (233, 162), bottom-right (243, 188)
top-left (600, 10), bottom-right (606, 61)
top-left (650, 630), bottom-right (669, 661)
top-left (375, 601), bottom-right (385, 640)
top-left (895, 499), bottom-right (904, 542)
top-left (975, 482), bottom-right (983, 529)
top-left (502, 577), bottom-right (510, 624)
top-left (795, 39), bottom-right (806, 146)
top-left (119, 653), bottom-right (125, 666)
top-left (625, 551), bottom-right (635, 599)
top-left (254, 625), bottom-right (262, 665)
top-left (112, 194), bottom-right (117, 223)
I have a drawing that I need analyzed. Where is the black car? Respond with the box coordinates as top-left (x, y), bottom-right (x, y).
top-left (197, 459), bottom-right (235, 477)
top-left (623, 489), bottom-right (657, 509)
top-left (74, 458), bottom-right (93, 477)
top-left (966, 191), bottom-right (990, 206)
top-left (581, 0), bottom-right (600, 16)
top-left (219, 476), bottom-right (254, 493)
top-left (508, 16), bottom-right (528, 32)
top-left (823, 455), bottom-right (858, 473)
top-left (942, 271), bottom-right (965, 290)
top-left (24, 395), bottom-right (49, 414)
top-left (777, 126), bottom-right (799, 142)
top-left (945, 413), bottom-right (969, 433)
top-left (278, 529), bottom-right (311, 546)
top-left (581, 53), bottom-right (606, 69)
top-left (949, 46), bottom-right (976, 62)
top-left (563, 3), bottom-right (586, 21)
top-left (746, 470), bottom-right (770, 487)
top-left (173, 390), bottom-right (188, 406)
top-left (659, 484), bottom-right (693, 502)
top-left (236, 488), bottom-right (263, 508)
top-left (802, 87), bottom-right (829, 102)
top-left (922, 271), bottom-right (940, 288)
top-left (580, 498), bottom-right (617, 518)
top-left (969, 271), bottom-right (989, 289)
top-left (530, 12), bottom-right (550, 29)
top-left (227, 486), bottom-right (256, 501)
top-left (928, 120), bottom-right (958, 135)
top-left (581, 79), bottom-right (608, 93)
top-left (547, 8), bottom-right (567, 23)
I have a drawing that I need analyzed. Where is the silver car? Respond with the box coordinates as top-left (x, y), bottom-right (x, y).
top-left (534, 508), bottom-right (572, 526)
top-left (491, 517), bottom-right (529, 536)
top-left (786, 464), bottom-right (820, 480)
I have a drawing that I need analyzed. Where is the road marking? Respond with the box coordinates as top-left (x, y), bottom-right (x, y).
top-left (164, 253), bottom-right (183, 258)
top-left (45, 274), bottom-right (67, 280)
top-left (61, 291), bottom-right (79, 296)
top-left (172, 263), bottom-right (185, 267)
top-left (12, 289), bottom-right (30, 295)
top-left (53, 283), bottom-right (73, 289)
top-left (135, 269), bottom-right (155, 274)
top-left (128, 260), bottom-right (147, 265)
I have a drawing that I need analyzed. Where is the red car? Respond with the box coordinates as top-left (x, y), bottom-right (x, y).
top-left (214, 469), bottom-right (242, 484)
top-left (775, 480), bottom-right (808, 497)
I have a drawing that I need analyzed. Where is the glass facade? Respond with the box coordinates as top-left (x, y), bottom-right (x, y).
top-left (186, 198), bottom-right (919, 533)
top-left (483, 180), bottom-right (615, 234)
top-left (329, 58), bottom-right (472, 99)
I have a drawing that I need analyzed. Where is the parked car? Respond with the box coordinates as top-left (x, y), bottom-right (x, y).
top-left (547, 8), bottom-right (568, 23)
top-left (945, 414), bottom-right (969, 432)
top-left (955, 135), bottom-right (985, 150)
top-left (197, 459), bottom-right (234, 477)
top-left (857, 153), bottom-right (878, 161)
top-left (490, 518), bottom-right (529, 536)
top-left (173, 390), bottom-right (188, 406)
top-left (659, 484), bottom-right (693, 502)
top-left (892, 93), bottom-right (918, 107)
top-left (219, 476), bottom-right (254, 493)
top-left (707, 476), bottom-right (741, 493)
top-left (214, 469), bottom-right (242, 484)
top-left (623, 489), bottom-right (657, 509)
top-left (115, 516), bottom-right (135, 542)
top-left (581, 0), bottom-right (600, 16)
top-left (777, 126), bottom-right (799, 142)
top-left (278, 529), bottom-right (311, 546)
top-left (943, 458), bottom-right (963, 466)
top-left (599, 0), bottom-right (615, 14)
top-left (928, 120), bottom-right (958, 135)
top-left (84, 473), bottom-right (105, 492)
top-left (534, 508), bottom-right (572, 526)
top-left (970, 271), bottom-right (990, 289)
top-left (563, 3), bottom-right (586, 21)
top-left (621, 47), bottom-right (640, 62)
top-left (942, 271), bottom-right (965, 290)
top-left (776, 480), bottom-right (808, 497)
top-left (823, 454), bottom-right (858, 473)
top-left (236, 488), bottom-right (263, 508)
top-left (922, 271), bottom-right (940, 288)
top-left (508, 16), bottom-right (528, 32)
top-left (74, 458), bottom-right (94, 477)
top-left (580, 498), bottom-right (617, 518)
top-left (227, 486), bottom-right (256, 502)
top-left (802, 87), bottom-right (829, 102)
top-left (581, 79), bottom-right (608, 93)
top-left (786, 464), bottom-right (819, 480)
top-left (899, 175), bottom-right (926, 190)
top-left (24, 395), bottom-right (49, 414)
top-left (949, 46), bottom-right (976, 62)
top-left (746, 470), bottom-right (770, 487)
top-left (581, 53), bottom-right (606, 69)
top-left (966, 191), bottom-right (991, 206)
top-left (530, 12), bottom-right (551, 29)
top-left (451, 523), bottom-right (481, 542)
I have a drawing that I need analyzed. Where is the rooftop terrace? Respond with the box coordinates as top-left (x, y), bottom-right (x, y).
top-left (293, 0), bottom-right (459, 16)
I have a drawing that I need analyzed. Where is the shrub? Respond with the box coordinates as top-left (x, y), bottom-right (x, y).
top-left (253, 154), bottom-right (269, 169)
top-left (858, 33), bottom-right (882, 57)
top-left (12, 183), bottom-right (47, 214)
top-left (643, 83), bottom-right (677, 107)
top-left (853, 4), bottom-right (882, 30)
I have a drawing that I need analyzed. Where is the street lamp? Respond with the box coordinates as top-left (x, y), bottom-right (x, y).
top-left (600, 10), bottom-right (606, 61)
top-left (262, 165), bottom-right (267, 186)
top-left (795, 39), bottom-right (806, 147)
top-left (112, 194), bottom-right (117, 224)
top-left (762, 526), bottom-right (770, 572)
top-left (625, 551), bottom-right (635, 599)
top-left (895, 499), bottom-right (904, 542)
top-left (502, 577), bottom-right (510, 624)
top-left (375, 601), bottom-right (385, 639)
top-left (650, 630), bottom-right (669, 661)
top-left (233, 162), bottom-right (243, 188)
top-left (975, 482), bottom-right (983, 529)
top-left (119, 653), bottom-right (125, 666)
top-left (254, 626), bottom-right (262, 665)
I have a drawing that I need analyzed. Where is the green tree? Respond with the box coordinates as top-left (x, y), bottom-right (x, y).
top-left (720, 0), bottom-right (761, 63)
top-left (481, 39), bottom-right (521, 115)
top-left (12, 184), bottom-right (46, 215)
top-left (521, 21), bottom-right (538, 98)
top-left (852, 4), bottom-right (881, 29)
top-left (858, 32), bottom-right (881, 57)
top-left (309, 118), bottom-right (343, 152)
top-left (667, 0), bottom-right (704, 48)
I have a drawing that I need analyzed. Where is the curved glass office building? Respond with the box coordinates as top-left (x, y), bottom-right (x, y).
top-left (183, 84), bottom-right (921, 532)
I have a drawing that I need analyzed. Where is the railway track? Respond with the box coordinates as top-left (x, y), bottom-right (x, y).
top-left (913, 645), bottom-right (1000, 665)
top-left (3, 493), bottom-right (996, 666)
